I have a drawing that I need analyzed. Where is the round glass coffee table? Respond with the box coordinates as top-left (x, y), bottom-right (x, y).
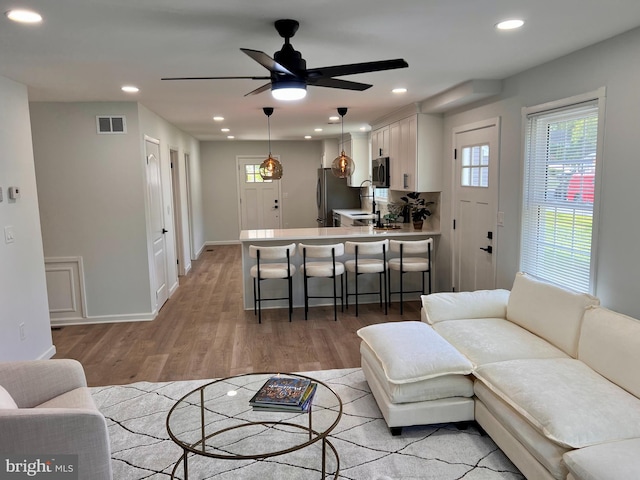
top-left (166, 372), bottom-right (343, 479)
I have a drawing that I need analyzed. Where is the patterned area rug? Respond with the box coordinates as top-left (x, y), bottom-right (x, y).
top-left (92, 368), bottom-right (524, 479)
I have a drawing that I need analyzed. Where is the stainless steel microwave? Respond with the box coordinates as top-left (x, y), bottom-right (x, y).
top-left (371, 157), bottom-right (390, 188)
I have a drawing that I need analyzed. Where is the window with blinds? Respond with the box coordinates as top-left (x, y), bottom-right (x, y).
top-left (521, 99), bottom-right (600, 293)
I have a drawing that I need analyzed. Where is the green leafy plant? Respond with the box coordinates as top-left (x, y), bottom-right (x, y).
top-left (400, 192), bottom-right (434, 222)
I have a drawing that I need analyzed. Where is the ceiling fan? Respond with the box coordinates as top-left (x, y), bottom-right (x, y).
top-left (162, 19), bottom-right (409, 100)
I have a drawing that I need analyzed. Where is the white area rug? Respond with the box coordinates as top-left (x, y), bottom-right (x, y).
top-left (92, 368), bottom-right (524, 479)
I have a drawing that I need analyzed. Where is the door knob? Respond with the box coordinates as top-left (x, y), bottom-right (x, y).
top-left (480, 246), bottom-right (492, 254)
top-left (162, 228), bottom-right (168, 234)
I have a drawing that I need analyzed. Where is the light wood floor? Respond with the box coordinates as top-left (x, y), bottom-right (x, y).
top-left (52, 244), bottom-right (422, 386)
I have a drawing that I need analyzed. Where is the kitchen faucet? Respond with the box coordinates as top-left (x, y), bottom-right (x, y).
top-left (360, 179), bottom-right (381, 226)
top-left (359, 179), bottom-right (376, 214)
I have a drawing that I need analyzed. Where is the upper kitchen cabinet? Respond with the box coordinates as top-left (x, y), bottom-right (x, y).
top-left (345, 132), bottom-right (369, 187)
top-left (389, 114), bottom-right (443, 192)
top-left (371, 125), bottom-right (390, 159)
top-left (321, 138), bottom-right (339, 168)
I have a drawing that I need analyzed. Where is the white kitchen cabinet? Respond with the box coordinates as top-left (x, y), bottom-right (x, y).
top-left (345, 132), bottom-right (370, 187)
top-left (371, 125), bottom-right (390, 159)
top-left (389, 114), bottom-right (443, 192)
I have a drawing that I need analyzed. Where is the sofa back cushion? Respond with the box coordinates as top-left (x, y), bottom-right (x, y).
top-left (506, 272), bottom-right (599, 357)
top-left (579, 306), bottom-right (640, 398)
top-left (421, 289), bottom-right (510, 324)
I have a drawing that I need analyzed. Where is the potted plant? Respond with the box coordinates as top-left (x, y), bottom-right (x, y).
top-left (400, 192), bottom-right (434, 230)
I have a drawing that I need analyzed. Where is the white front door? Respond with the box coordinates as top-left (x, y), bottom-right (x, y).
top-left (238, 156), bottom-right (282, 230)
top-left (453, 119), bottom-right (500, 292)
top-left (145, 139), bottom-right (169, 310)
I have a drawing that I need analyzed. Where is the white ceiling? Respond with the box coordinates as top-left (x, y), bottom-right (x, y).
top-left (2, 0), bottom-right (640, 141)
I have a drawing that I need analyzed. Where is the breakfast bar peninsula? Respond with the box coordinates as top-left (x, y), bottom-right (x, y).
top-left (239, 224), bottom-right (439, 311)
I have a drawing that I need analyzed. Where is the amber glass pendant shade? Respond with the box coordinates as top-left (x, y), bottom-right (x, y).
top-left (259, 107), bottom-right (283, 180)
top-left (259, 154), bottom-right (283, 179)
top-left (331, 107), bottom-right (354, 178)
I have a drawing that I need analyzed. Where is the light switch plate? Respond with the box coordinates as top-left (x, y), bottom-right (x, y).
top-left (4, 226), bottom-right (15, 244)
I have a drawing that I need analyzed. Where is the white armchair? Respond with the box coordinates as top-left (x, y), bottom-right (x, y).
top-left (0, 359), bottom-right (112, 480)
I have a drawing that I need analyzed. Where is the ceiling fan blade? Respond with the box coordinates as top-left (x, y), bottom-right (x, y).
top-left (307, 58), bottom-right (408, 79)
top-left (240, 48), bottom-right (295, 75)
top-left (244, 83), bottom-right (272, 96)
top-left (162, 76), bottom-right (270, 81)
top-left (309, 77), bottom-right (372, 91)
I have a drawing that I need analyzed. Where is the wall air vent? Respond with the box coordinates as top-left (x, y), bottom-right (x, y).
top-left (96, 115), bottom-right (127, 134)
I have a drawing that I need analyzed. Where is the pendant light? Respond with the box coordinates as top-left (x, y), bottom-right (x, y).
top-left (259, 107), bottom-right (283, 180)
top-left (331, 107), bottom-right (355, 178)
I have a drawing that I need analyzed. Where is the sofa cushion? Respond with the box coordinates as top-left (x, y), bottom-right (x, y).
top-left (563, 438), bottom-right (640, 480)
top-left (361, 342), bottom-right (474, 403)
top-left (37, 387), bottom-right (96, 410)
top-left (474, 381), bottom-right (570, 480)
top-left (421, 289), bottom-right (509, 324)
top-left (475, 358), bottom-right (640, 448)
top-left (433, 318), bottom-right (569, 367)
top-left (506, 272), bottom-right (599, 357)
top-left (579, 306), bottom-right (640, 398)
top-left (0, 385), bottom-right (18, 409)
top-left (357, 321), bottom-right (473, 384)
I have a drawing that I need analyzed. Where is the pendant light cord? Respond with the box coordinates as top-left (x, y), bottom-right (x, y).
top-left (268, 114), bottom-right (271, 155)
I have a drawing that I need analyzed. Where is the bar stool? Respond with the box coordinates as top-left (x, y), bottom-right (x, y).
top-left (388, 238), bottom-right (433, 314)
top-left (249, 243), bottom-right (296, 323)
top-left (298, 243), bottom-right (345, 321)
top-left (344, 239), bottom-right (389, 317)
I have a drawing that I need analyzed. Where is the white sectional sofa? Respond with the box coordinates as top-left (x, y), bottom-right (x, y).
top-left (357, 272), bottom-right (640, 480)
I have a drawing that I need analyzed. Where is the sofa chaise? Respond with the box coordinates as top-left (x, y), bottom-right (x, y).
top-left (357, 272), bottom-right (640, 480)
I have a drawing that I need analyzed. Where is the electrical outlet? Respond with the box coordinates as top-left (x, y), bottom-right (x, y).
top-left (19, 323), bottom-right (26, 341)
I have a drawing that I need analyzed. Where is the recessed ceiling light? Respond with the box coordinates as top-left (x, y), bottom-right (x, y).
top-left (227, 135), bottom-right (235, 139)
top-left (496, 19), bottom-right (524, 30)
top-left (305, 135), bottom-right (312, 139)
top-left (121, 85), bottom-right (139, 93)
top-left (329, 116), bottom-right (339, 122)
top-left (360, 126), bottom-right (367, 131)
top-left (314, 128), bottom-right (323, 132)
top-left (6, 9), bottom-right (42, 23)
top-left (392, 87), bottom-right (407, 94)
top-left (221, 128), bottom-right (230, 132)
top-left (213, 116), bottom-right (224, 121)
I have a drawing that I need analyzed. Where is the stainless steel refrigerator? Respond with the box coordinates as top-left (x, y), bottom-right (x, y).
top-left (316, 168), bottom-right (361, 226)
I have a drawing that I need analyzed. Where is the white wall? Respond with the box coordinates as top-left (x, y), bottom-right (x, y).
top-left (30, 102), bottom-right (153, 321)
top-left (200, 140), bottom-right (322, 243)
top-left (440, 26), bottom-right (640, 318)
top-left (0, 76), bottom-right (54, 360)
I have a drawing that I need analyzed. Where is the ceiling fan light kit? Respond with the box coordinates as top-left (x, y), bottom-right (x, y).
top-left (271, 80), bottom-right (307, 101)
top-left (259, 107), bottom-right (283, 180)
top-left (161, 19), bottom-right (408, 99)
top-left (331, 107), bottom-right (355, 179)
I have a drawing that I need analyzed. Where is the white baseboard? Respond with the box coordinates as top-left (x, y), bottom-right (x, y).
top-left (38, 345), bottom-right (57, 359)
top-left (50, 311), bottom-right (157, 327)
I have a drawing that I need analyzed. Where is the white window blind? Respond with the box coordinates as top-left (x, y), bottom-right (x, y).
top-left (521, 100), bottom-right (599, 293)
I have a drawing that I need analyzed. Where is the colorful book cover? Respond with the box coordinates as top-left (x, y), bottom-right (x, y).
top-left (249, 376), bottom-right (312, 406)
top-left (252, 383), bottom-right (318, 412)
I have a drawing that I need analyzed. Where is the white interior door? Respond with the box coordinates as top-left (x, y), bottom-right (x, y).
top-left (453, 119), bottom-right (500, 292)
top-left (145, 139), bottom-right (169, 310)
top-left (238, 156), bottom-right (282, 230)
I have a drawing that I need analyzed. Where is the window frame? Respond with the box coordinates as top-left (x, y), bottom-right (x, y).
top-left (519, 88), bottom-right (606, 295)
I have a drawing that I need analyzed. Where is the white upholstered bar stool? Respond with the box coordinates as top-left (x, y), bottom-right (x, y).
top-left (344, 239), bottom-right (389, 317)
top-left (388, 238), bottom-right (433, 314)
top-left (298, 243), bottom-right (345, 321)
top-left (249, 243), bottom-right (296, 323)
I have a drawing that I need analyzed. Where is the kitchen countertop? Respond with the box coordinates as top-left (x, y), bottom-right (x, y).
top-left (239, 224), bottom-right (440, 242)
top-left (332, 209), bottom-right (376, 220)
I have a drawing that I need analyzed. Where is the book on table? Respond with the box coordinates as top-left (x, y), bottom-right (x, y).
top-left (250, 376), bottom-right (317, 412)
